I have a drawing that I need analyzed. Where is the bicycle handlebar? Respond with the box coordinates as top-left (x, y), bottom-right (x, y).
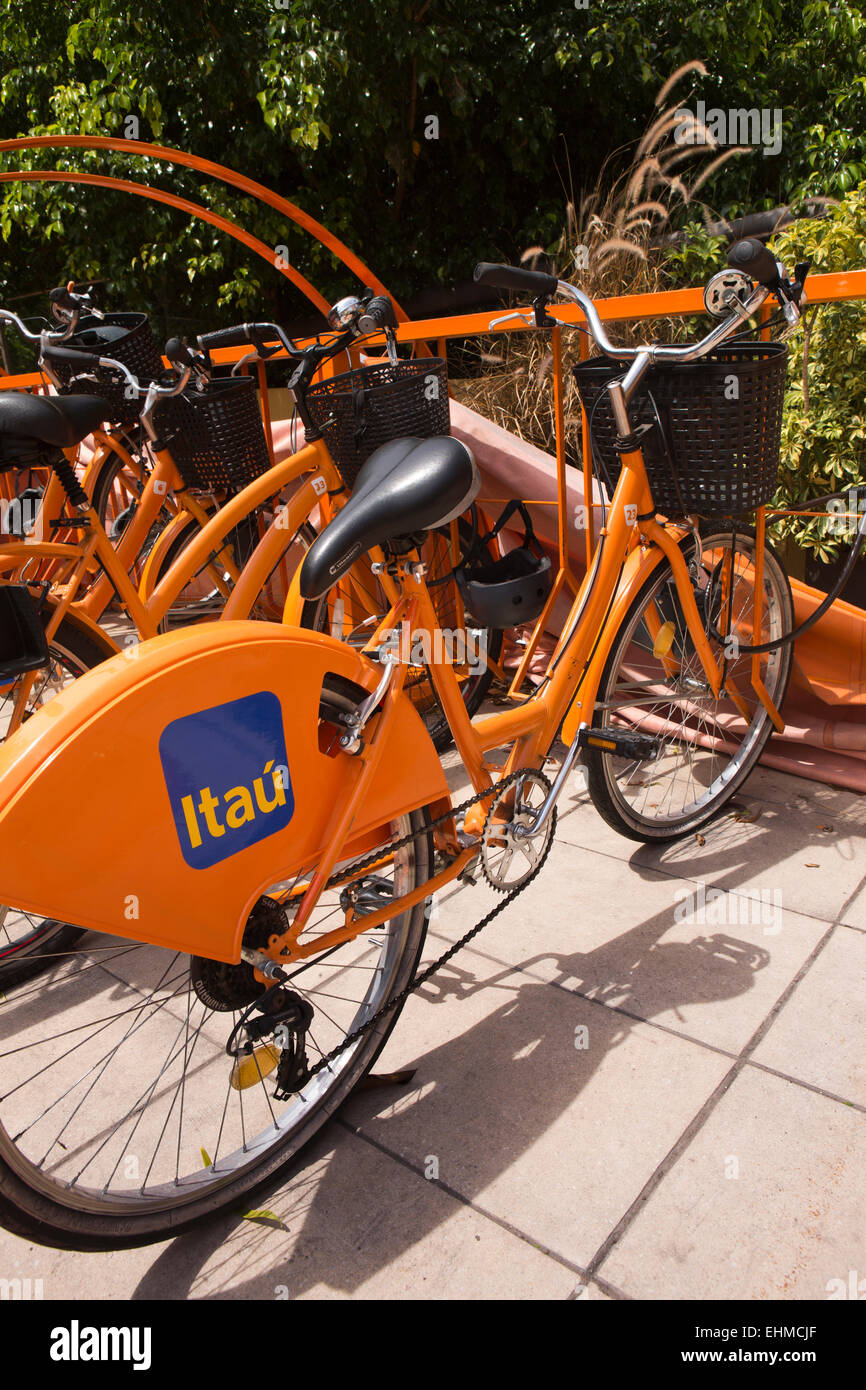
top-left (726, 237), bottom-right (779, 287)
top-left (47, 284), bottom-right (100, 322)
top-left (0, 307), bottom-right (76, 347)
top-left (357, 295), bottom-right (398, 333)
top-left (474, 236), bottom-right (806, 365)
top-left (555, 277), bottom-right (769, 365)
top-left (164, 336), bottom-right (198, 369)
top-left (48, 286), bottom-right (80, 315)
top-left (474, 262), bottom-right (774, 365)
top-left (198, 321), bottom-right (298, 356)
top-left (198, 298), bottom-right (394, 370)
top-left (40, 342), bottom-right (188, 401)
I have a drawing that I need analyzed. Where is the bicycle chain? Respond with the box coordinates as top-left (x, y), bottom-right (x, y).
top-left (299, 769), bottom-right (545, 1083)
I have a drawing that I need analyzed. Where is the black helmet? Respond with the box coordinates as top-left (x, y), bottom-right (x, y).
top-left (457, 500), bottom-right (552, 628)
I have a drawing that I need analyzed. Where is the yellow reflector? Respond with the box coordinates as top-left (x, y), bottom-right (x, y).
top-left (653, 620), bottom-right (675, 659)
top-left (231, 1044), bottom-right (281, 1091)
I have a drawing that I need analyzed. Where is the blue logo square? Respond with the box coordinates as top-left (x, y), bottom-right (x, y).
top-left (159, 691), bottom-right (294, 869)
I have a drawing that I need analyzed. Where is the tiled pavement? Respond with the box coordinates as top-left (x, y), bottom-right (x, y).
top-left (0, 755), bottom-right (863, 1300)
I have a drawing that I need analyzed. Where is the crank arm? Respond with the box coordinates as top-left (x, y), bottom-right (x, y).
top-left (512, 735), bottom-right (585, 840)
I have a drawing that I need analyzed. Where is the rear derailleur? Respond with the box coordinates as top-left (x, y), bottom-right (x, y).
top-left (226, 986), bottom-right (315, 1099)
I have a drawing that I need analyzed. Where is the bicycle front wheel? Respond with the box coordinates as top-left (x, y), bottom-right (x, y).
top-left (586, 529), bottom-right (793, 841)
top-left (0, 806), bottom-right (432, 1250)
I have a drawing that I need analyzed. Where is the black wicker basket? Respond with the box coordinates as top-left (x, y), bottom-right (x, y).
top-left (52, 313), bottom-right (163, 425)
top-left (572, 342), bottom-right (788, 516)
top-left (305, 358), bottom-right (450, 487)
top-left (152, 374), bottom-right (271, 492)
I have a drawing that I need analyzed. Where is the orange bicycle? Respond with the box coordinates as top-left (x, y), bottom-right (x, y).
top-left (0, 292), bottom-right (502, 983)
top-left (0, 283), bottom-right (171, 588)
top-left (0, 240), bottom-right (803, 1248)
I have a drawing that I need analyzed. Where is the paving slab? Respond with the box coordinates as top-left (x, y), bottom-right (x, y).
top-left (556, 775), bottom-right (866, 931)
top-left (0, 751), bottom-right (861, 1299)
top-left (0, 1125), bottom-right (576, 1301)
top-left (341, 946), bottom-right (731, 1270)
top-left (426, 837), bottom-right (832, 1056)
top-left (599, 1064), bottom-right (866, 1300)
top-left (751, 924), bottom-right (866, 1105)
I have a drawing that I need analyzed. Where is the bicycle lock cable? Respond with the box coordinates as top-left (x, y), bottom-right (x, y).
top-left (704, 494), bottom-right (866, 655)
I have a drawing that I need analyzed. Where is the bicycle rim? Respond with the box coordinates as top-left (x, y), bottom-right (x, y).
top-left (155, 513), bottom-right (315, 630)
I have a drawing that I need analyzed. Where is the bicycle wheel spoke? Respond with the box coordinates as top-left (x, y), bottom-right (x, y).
top-left (590, 533), bottom-right (791, 837)
top-left (0, 809), bottom-right (429, 1236)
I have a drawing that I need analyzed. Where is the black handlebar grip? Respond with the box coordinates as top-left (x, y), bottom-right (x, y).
top-left (197, 323), bottom-right (253, 351)
top-left (726, 238), bottom-right (779, 287)
top-left (164, 336), bottom-right (195, 367)
top-left (473, 262), bottom-right (559, 297)
top-left (41, 344), bottom-right (103, 368)
top-left (357, 295), bottom-right (397, 333)
top-left (197, 322), bottom-right (279, 352)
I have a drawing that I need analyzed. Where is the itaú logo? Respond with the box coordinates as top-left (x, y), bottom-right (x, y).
top-left (159, 691), bottom-right (294, 869)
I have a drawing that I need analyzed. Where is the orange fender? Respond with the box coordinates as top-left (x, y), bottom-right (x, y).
top-left (0, 622), bottom-right (448, 962)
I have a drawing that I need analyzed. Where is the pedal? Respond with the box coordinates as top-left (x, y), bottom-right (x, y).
top-left (578, 725), bottom-right (661, 761)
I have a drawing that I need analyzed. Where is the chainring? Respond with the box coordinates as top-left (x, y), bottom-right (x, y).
top-left (480, 770), bottom-right (556, 892)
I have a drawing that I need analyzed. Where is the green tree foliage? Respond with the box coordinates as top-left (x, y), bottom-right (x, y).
top-left (771, 184), bottom-right (866, 558)
top-left (0, 0), bottom-right (864, 338)
top-left (0, 0), bottom-right (578, 331)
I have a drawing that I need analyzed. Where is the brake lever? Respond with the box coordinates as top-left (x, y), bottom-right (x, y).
top-left (489, 291), bottom-right (557, 332)
top-left (775, 263), bottom-right (810, 330)
top-left (49, 284), bottom-right (103, 323)
top-left (247, 328), bottom-right (282, 360)
top-left (230, 350), bottom-right (262, 377)
top-left (488, 311), bottom-right (532, 330)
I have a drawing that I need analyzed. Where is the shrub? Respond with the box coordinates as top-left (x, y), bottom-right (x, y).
top-left (770, 183), bottom-right (866, 559)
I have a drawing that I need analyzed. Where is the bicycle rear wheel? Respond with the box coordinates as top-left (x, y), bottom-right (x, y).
top-left (150, 503), bottom-right (316, 630)
top-left (586, 530), bottom-right (793, 841)
top-left (0, 804), bottom-right (432, 1250)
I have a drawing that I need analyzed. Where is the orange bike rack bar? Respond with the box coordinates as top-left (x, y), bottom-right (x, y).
top-left (0, 169), bottom-right (331, 314)
top-left (0, 135), bottom-right (408, 319)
